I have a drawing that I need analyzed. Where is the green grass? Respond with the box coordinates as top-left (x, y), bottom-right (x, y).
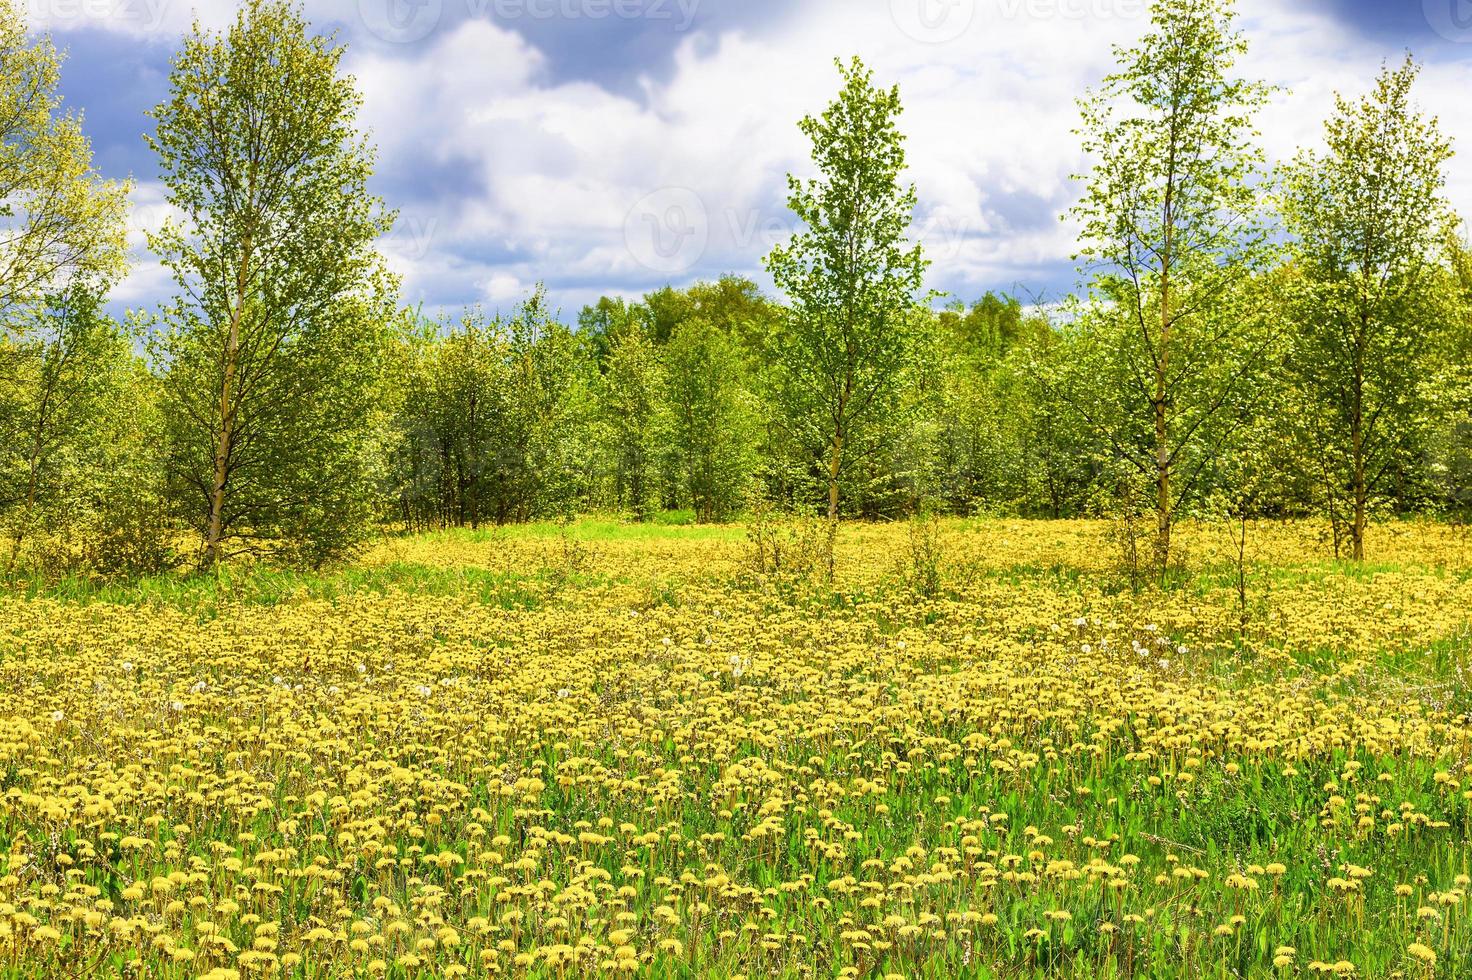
top-left (430, 512), bottom-right (736, 538)
top-left (2, 561), bottom-right (570, 614)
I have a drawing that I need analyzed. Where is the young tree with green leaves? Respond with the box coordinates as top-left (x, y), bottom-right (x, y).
top-left (0, 0), bottom-right (132, 531)
top-left (147, 0), bottom-right (395, 568)
top-left (1069, 0), bottom-right (1274, 571)
top-left (765, 56), bottom-right (927, 520)
top-left (0, 288), bottom-right (165, 573)
top-left (598, 329), bottom-right (668, 520)
top-left (1281, 58), bottom-right (1458, 560)
top-left (0, 1), bottom-right (128, 320)
top-left (1429, 233), bottom-right (1472, 524)
top-left (502, 290), bottom-right (598, 522)
top-left (665, 318), bottom-right (757, 522)
top-left (387, 288), bottom-right (596, 530)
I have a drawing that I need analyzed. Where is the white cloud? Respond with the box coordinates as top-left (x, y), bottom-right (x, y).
top-left (78, 0), bottom-right (1472, 314)
top-left (480, 271), bottom-right (531, 304)
top-left (27, 0), bottom-right (229, 37)
top-left (112, 180), bottom-right (177, 308)
top-left (351, 0), bottom-right (1472, 312)
top-left (333, 2), bottom-right (1140, 308)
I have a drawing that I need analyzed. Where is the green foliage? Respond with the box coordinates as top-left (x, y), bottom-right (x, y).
top-left (1425, 234), bottom-right (1472, 524)
top-left (3, 0), bottom-right (1472, 585)
top-left (597, 327), bottom-right (669, 520)
top-left (389, 289), bottom-right (595, 529)
top-left (147, 0), bottom-right (395, 568)
top-left (0, 1), bottom-right (152, 581)
top-left (1068, 0), bottom-right (1276, 570)
top-left (765, 56), bottom-right (928, 519)
top-left (0, 0), bottom-right (129, 315)
top-left (683, 274), bottom-right (783, 362)
top-left (917, 296), bottom-right (1082, 516)
top-left (664, 317), bottom-right (758, 522)
top-left (1281, 57), bottom-right (1459, 560)
top-left (0, 288), bottom-right (172, 577)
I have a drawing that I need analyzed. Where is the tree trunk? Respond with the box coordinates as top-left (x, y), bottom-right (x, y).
top-left (826, 431), bottom-right (843, 520)
top-left (1350, 333), bottom-right (1367, 562)
top-left (1351, 414), bottom-right (1367, 562)
top-left (1154, 395), bottom-right (1171, 572)
top-left (1153, 164), bottom-right (1174, 576)
top-left (204, 240), bottom-right (249, 569)
top-left (1154, 280), bottom-right (1172, 574)
top-left (9, 380), bottom-right (54, 571)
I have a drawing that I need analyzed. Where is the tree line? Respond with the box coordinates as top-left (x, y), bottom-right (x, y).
top-left (0, 0), bottom-right (1468, 577)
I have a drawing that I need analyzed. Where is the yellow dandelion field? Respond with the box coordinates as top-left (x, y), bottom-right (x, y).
top-left (2, 519), bottom-right (1470, 978)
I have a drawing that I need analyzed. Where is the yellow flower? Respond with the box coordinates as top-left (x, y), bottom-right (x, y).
top-left (1407, 943), bottom-right (1436, 964)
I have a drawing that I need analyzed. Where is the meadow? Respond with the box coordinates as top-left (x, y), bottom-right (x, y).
top-left (1, 518), bottom-right (1471, 978)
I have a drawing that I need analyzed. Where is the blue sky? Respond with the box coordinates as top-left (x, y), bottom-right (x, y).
top-left (35, 0), bottom-right (1472, 321)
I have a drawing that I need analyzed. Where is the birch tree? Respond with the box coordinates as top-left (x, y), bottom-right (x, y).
top-left (0, 0), bottom-right (128, 319)
top-left (765, 57), bottom-right (927, 520)
top-left (147, 0), bottom-right (395, 567)
top-left (1281, 58), bottom-right (1457, 559)
top-left (1069, 0), bottom-right (1273, 570)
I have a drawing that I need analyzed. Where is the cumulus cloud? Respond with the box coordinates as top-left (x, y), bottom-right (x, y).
top-left (37, 0), bottom-right (1472, 317)
top-left (111, 180), bottom-right (176, 307)
top-left (331, 0), bottom-right (1145, 312)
